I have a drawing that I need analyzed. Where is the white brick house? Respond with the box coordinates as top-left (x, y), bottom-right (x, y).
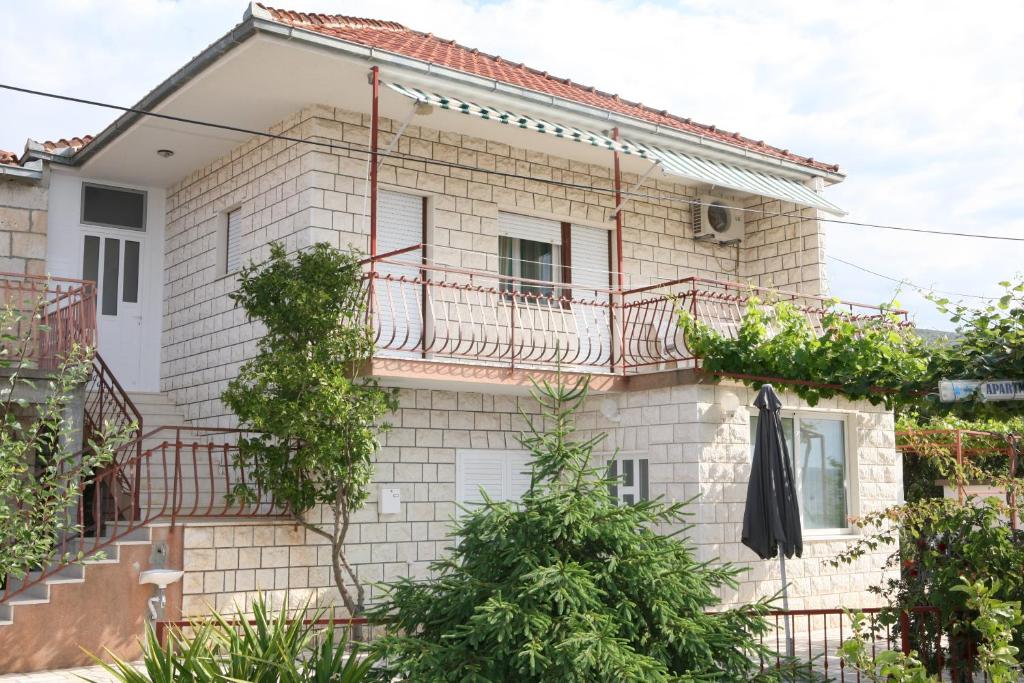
top-left (0, 3), bottom-right (899, 671)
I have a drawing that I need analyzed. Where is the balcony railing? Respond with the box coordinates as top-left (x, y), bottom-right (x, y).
top-left (0, 272), bottom-right (96, 371)
top-left (364, 249), bottom-right (908, 377)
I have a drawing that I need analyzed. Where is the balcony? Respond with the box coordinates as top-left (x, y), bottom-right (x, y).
top-left (0, 272), bottom-right (96, 372)
top-left (363, 248), bottom-right (906, 391)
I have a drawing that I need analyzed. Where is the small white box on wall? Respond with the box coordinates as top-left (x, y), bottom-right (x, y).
top-left (380, 488), bottom-right (401, 515)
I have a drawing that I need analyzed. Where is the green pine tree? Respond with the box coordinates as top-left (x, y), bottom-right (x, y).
top-left (369, 375), bottom-right (794, 682)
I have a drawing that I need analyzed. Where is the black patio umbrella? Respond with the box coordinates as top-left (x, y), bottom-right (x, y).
top-left (742, 384), bottom-right (802, 655)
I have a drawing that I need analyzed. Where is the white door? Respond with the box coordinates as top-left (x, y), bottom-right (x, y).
top-left (82, 230), bottom-right (144, 389)
top-left (375, 191), bottom-right (424, 357)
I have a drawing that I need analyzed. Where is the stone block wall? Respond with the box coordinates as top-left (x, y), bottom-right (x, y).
top-left (178, 383), bottom-right (898, 616)
top-left (162, 104), bottom-right (829, 425)
top-left (0, 171), bottom-right (49, 276)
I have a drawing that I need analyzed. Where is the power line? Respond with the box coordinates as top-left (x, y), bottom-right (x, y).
top-left (5, 82), bottom-right (1024, 243)
top-left (827, 254), bottom-right (998, 300)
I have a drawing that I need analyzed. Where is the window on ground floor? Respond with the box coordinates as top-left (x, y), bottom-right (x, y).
top-left (456, 449), bottom-right (533, 513)
top-left (749, 413), bottom-right (852, 534)
top-left (607, 455), bottom-right (649, 505)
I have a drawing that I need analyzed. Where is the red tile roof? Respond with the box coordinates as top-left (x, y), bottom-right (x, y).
top-left (40, 135), bottom-right (93, 154)
top-left (259, 4), bottom-right (839, 174)
top-left (0, 150), bottom-right (18, 166)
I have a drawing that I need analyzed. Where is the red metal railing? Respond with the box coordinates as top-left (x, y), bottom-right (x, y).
top-left (155, 615), bottom-right (378, 647)
top-left (898, 428), bottom-right (1020, 529)
top-left (0, 272), bottom-right (96, 370)
top-left (363, 253), bottom-right (908, 377)
top-left (368, 253), bottom-right (615, 371)
top-left (758, 606), bottom-right (988, 681)
top-left (0, 426), bottom-right (286, 606)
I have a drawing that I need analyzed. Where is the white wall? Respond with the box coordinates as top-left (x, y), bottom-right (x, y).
top-left (47, 168), bottom-right (165, 392)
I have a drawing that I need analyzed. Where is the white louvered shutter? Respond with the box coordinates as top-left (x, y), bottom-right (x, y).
top-left (457, 450), bottom-right (533, 514)
top-left (376, 191), bottom-right (423, 357)
top-left (226, 209), bottom-right (242, 273)
top-left (498, 212), bottom-right (562, 245)
top-left (570, 225), bottom-right (611, 367)
top-left (507, 452), bottom-right (534, 500)
top-left (458, 451), bottom-right (506, 506)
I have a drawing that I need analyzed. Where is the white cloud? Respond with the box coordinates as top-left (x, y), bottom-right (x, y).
top-left (2, 0), bottom-right (1023, 328)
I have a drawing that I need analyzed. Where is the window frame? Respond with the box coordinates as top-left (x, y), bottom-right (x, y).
top-left (498, 220), bottom-right (573, 305)
top-left (221, 206), bottom-right (243, 277)
top-left (606, 453), bottom-right (649, 506)
top-left (749, 409), bottom-right (858, 537)
top-left (80, 182), bottom-right (148, 232)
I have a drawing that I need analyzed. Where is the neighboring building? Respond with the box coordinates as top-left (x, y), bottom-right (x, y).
top-left (0, 3), bottom-right (900, 672)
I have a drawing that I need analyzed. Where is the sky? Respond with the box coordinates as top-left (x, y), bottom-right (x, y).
top-left (2, 0), bottom-right (1023, 329)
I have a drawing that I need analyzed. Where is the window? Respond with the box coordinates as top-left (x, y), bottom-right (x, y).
top-left (749, 414), bottom-right (851, 533)
top-left (456, 450), bottom-right (532, 511)
top-left (497, 212), bottom-right (566, 298)
top-left (81, 183), bottom-right (146, 231)
top-left (225, 208), bottom-right (242, 274)
top-left (608, 456), bottom-right (649, 505)
top-left (82, 235), bottom-right (141, 316)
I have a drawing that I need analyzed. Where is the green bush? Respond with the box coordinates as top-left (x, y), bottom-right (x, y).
top-left (90, 595), bottom-right (376, 682)
top-left (368, 376), bottom-right (802, 682)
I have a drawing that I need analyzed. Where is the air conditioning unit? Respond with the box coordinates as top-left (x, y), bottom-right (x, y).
top-left (693, 196), bottom-right (745, 244)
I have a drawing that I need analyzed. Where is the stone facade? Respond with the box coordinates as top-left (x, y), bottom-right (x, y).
top-left (163, 105), bottom-right (828, 426)
top-left (162, 104), bottom-right (890, 618)
top-left (0, 169), bottom-right (49, 276)
top-left (179, 383), bottom-right (897, 616)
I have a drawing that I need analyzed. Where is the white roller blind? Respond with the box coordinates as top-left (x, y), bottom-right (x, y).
top-left (569, 225), bottom-right (610, 299)
top-left (498, 212), bottom-right (562, 245)
top-left (379, 191), bottom-right (423, 258)
top-left (376, 191), bottom-right (424, 358)
top-left (226, 209), bottom-right (242, 273)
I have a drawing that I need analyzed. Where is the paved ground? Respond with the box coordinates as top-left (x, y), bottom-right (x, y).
top-left (0, 664), bottom-right (139, 682)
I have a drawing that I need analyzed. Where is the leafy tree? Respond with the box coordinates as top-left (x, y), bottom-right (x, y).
top-left (222, 243), bottom-right (397, 617)
top-left (368, 375), bottom-right (796, 682)
top-left (924, 278), bottom-right (1024, 421)
top-left (1, 297), bottom-right (129, 579)
top-left (678, 296), bottom-right (929, 407)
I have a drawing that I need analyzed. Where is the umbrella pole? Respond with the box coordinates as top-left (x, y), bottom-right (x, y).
top-left (779, 547), bottom-right (794, 659)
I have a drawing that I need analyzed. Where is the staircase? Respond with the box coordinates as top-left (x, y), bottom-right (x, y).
top-left (0, 354), bottom-right (283, 631)
top-left (0, 527), bottom-right (152, 626)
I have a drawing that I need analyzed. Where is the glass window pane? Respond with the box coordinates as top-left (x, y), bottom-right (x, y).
top-left (798, 418), bottom-right (847, 530)
top-left (519, 239), bottom-right (554, 297)
top-left (102, 238), bottom-right (120, 316)
top-left (123, 241), bottom-right (140, 303)
top-left (498, 236), bottom-right (515, 294)
top-left (621, 459), bottom-right (634, 487)
top-left (82, 235), bottom-right (100, 285)
top-left (82, 184), bottom-right (146, 231)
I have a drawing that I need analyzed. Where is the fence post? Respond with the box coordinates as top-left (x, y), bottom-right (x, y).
top-left (899, 610), bottom-right (911, 655)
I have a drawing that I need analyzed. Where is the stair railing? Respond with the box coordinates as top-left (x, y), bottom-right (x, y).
top-left (1, 425), bottom-right (286, 606)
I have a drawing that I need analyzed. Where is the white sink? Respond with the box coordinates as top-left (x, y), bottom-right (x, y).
top-left (139, 569), bottom-right (184, 588)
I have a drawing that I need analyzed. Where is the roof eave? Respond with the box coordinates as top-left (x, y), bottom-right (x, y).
top-left (63, 14), bottom-right (260, 168)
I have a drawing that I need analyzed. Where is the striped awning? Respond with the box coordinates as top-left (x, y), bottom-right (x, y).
top-left (387, 81), bottom-right (845, 215)
top-left (386, 82), bottom-right (648, 156)
top-left (628, 143), bottom-right (845, 215)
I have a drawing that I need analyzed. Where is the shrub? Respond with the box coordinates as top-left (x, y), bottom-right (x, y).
top-left (368, 376), bottom-right (800, 682)
top-left (91, 595), bottom-right (376, 682)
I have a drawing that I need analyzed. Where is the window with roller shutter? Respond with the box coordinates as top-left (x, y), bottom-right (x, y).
top-left (455, 450), bottom-right (533, 513)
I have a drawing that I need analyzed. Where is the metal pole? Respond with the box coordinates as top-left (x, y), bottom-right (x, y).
top-left (611, 128), bottom-right (625, 292)
top-left (779, 546), bottom-right (793, 658)
top-left (370, 66), bottom-right (380, 260)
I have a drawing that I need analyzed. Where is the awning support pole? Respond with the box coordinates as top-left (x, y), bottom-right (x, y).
top-left (368, 66), bottom-right (380, 325)
top-left (370, 66), bottom-right (380, 260)
top-left (377, 102), bottom-right (419, 168)
top-left (610, 160), bottom-right (660, 219)
top-left (612, 128), bottom-right (625, 292)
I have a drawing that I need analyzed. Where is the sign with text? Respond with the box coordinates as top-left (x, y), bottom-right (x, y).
top-left (939, 379), bottom-right (1024, 403)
